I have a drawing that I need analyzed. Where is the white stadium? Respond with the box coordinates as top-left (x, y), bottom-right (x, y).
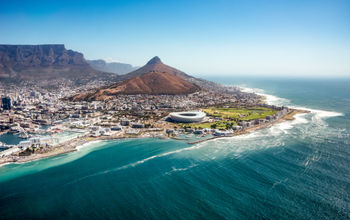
top-left (169, 111), bottom-right (206, 123)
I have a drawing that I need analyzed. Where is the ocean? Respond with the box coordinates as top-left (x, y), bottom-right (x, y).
top-left (0, 77), bottom-right (349, 219)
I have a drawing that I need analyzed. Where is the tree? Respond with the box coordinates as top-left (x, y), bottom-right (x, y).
top-left (225, 123), bottom-right (232, 130)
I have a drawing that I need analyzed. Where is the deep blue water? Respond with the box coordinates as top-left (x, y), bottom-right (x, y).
top-left (0, 77), bottom-right (350, 219)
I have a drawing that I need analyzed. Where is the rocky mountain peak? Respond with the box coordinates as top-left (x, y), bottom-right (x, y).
top-left (146, 56), bottom-right (162, 65)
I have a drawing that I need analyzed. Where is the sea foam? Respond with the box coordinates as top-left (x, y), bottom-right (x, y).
top-left (239, 85), bottom-right (343, 119)
top-left (76, 140), bottom-right (104, 151)
top-left (52, 86), bottom-right (349, 184)
top-left (172, 85), bottom-right (347, 161)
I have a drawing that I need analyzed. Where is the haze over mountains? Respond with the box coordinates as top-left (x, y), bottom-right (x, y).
top-left (71, 56), bottom-right (201, 101)
top-left (87, 59), bottom-right (137, 75)
top-left (0, 44), bottom-right (117, 84)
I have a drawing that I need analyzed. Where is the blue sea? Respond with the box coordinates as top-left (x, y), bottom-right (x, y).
top-left (0, 77), bottom-right (350, 219)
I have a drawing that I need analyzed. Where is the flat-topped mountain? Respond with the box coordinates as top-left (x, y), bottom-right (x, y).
top-left (70, 56), bottom-right (201, 101)
top-left (87, 59), bottom-right (137, 75)
top-left (0, 44), bottom-right (116, 84)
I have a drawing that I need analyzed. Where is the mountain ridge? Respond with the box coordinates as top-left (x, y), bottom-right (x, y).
top-left (87, 59), bottom-right (137, 75)
top-left (0, 44), bottom-right (116, 84)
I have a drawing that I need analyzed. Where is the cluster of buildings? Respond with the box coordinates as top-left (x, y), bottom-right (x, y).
top-left (0, 80), bottom-right (291, 159)
top-left (0, 136), bottom-right (58, 158)
top-left (0, 79), bottom-right (262, 136)
top-left (89, 90), bottom-right (261, 112)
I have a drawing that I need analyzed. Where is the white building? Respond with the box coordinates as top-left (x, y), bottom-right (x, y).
top-left (169, 111), bottom-right (206, 123)
top-left (214, 130), bottom-right (233, 137)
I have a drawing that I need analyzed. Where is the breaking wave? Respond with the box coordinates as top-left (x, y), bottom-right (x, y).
top-left (175, 86), bottom-right (344, 161)
top-left (76, 140), bottom-right (104, 151)
top-left (239, 85), bottom-right (344, 118)
top-left (240, 86), bottom-right (290, 106)
top-left (67, 86), bottom-right (345, 185)
top-left (50, 86), bottom-right (347, 186)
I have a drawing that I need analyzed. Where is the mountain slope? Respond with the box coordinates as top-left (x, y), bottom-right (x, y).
top-left (121, 56), bottom-right (226, 92)
top-left (70, 56), bottom-right (201, 101)
top-left (120, 56), bottom-right (189, 80)
top-left (102, 71), bottom-right (199, 95)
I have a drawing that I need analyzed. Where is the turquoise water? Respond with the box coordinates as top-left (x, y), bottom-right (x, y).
top-left (0, 133), bottom-right (23, 146)
top-left (0, 77), bottom-right (350, 219)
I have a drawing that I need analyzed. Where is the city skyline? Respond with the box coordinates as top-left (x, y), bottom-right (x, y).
top-left (1, 0), bottom-right (349, 77)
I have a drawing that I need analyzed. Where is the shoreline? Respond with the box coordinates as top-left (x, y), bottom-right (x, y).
top-left (188, 109), bottom-right (309, 145)
top-left (0, 109), bottom-right (309, 166)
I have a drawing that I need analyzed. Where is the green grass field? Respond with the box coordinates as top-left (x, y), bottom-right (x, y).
top-left (203, 107), bottom-right (277, 121)
top-left (176, 107), bottom-right (278, 130)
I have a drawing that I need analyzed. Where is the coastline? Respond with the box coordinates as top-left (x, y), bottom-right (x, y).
top-left (0, 108), bottom-right (309, 166)
top-left (187, 108), bottom-right (309, 144)
top-left (0, 130), bottom-right (8, 136)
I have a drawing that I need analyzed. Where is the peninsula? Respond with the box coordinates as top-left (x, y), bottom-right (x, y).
top-left (0, 51), bottom-right (309, 165)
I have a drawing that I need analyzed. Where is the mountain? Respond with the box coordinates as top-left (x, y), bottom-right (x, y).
top-left (120, 56), bottom-right (226, 92)
top-left (119, 56), bottom-right (190, 80)
top-left (70, 56), bottom-right (201, 101)
top-left (87, 59), bottom-right (137, 75)
top-left (0, 44), bottom-right (116, 84)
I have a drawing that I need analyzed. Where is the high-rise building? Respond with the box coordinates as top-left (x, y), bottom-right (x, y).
top-left (1, 97), bottom-right (11, 110)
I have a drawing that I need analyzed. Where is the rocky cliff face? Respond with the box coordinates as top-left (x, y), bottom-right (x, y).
top-left (0, 44), bottom-right (116, 84)
top-left (0, 44), bottom-right (86, 68)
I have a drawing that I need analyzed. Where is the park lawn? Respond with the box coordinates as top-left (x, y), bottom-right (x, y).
top-left (203, 107), bottom-right (278, 121)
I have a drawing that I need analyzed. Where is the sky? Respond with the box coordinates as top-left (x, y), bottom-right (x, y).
top-left (0, 0), bottom-right (350, 77)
